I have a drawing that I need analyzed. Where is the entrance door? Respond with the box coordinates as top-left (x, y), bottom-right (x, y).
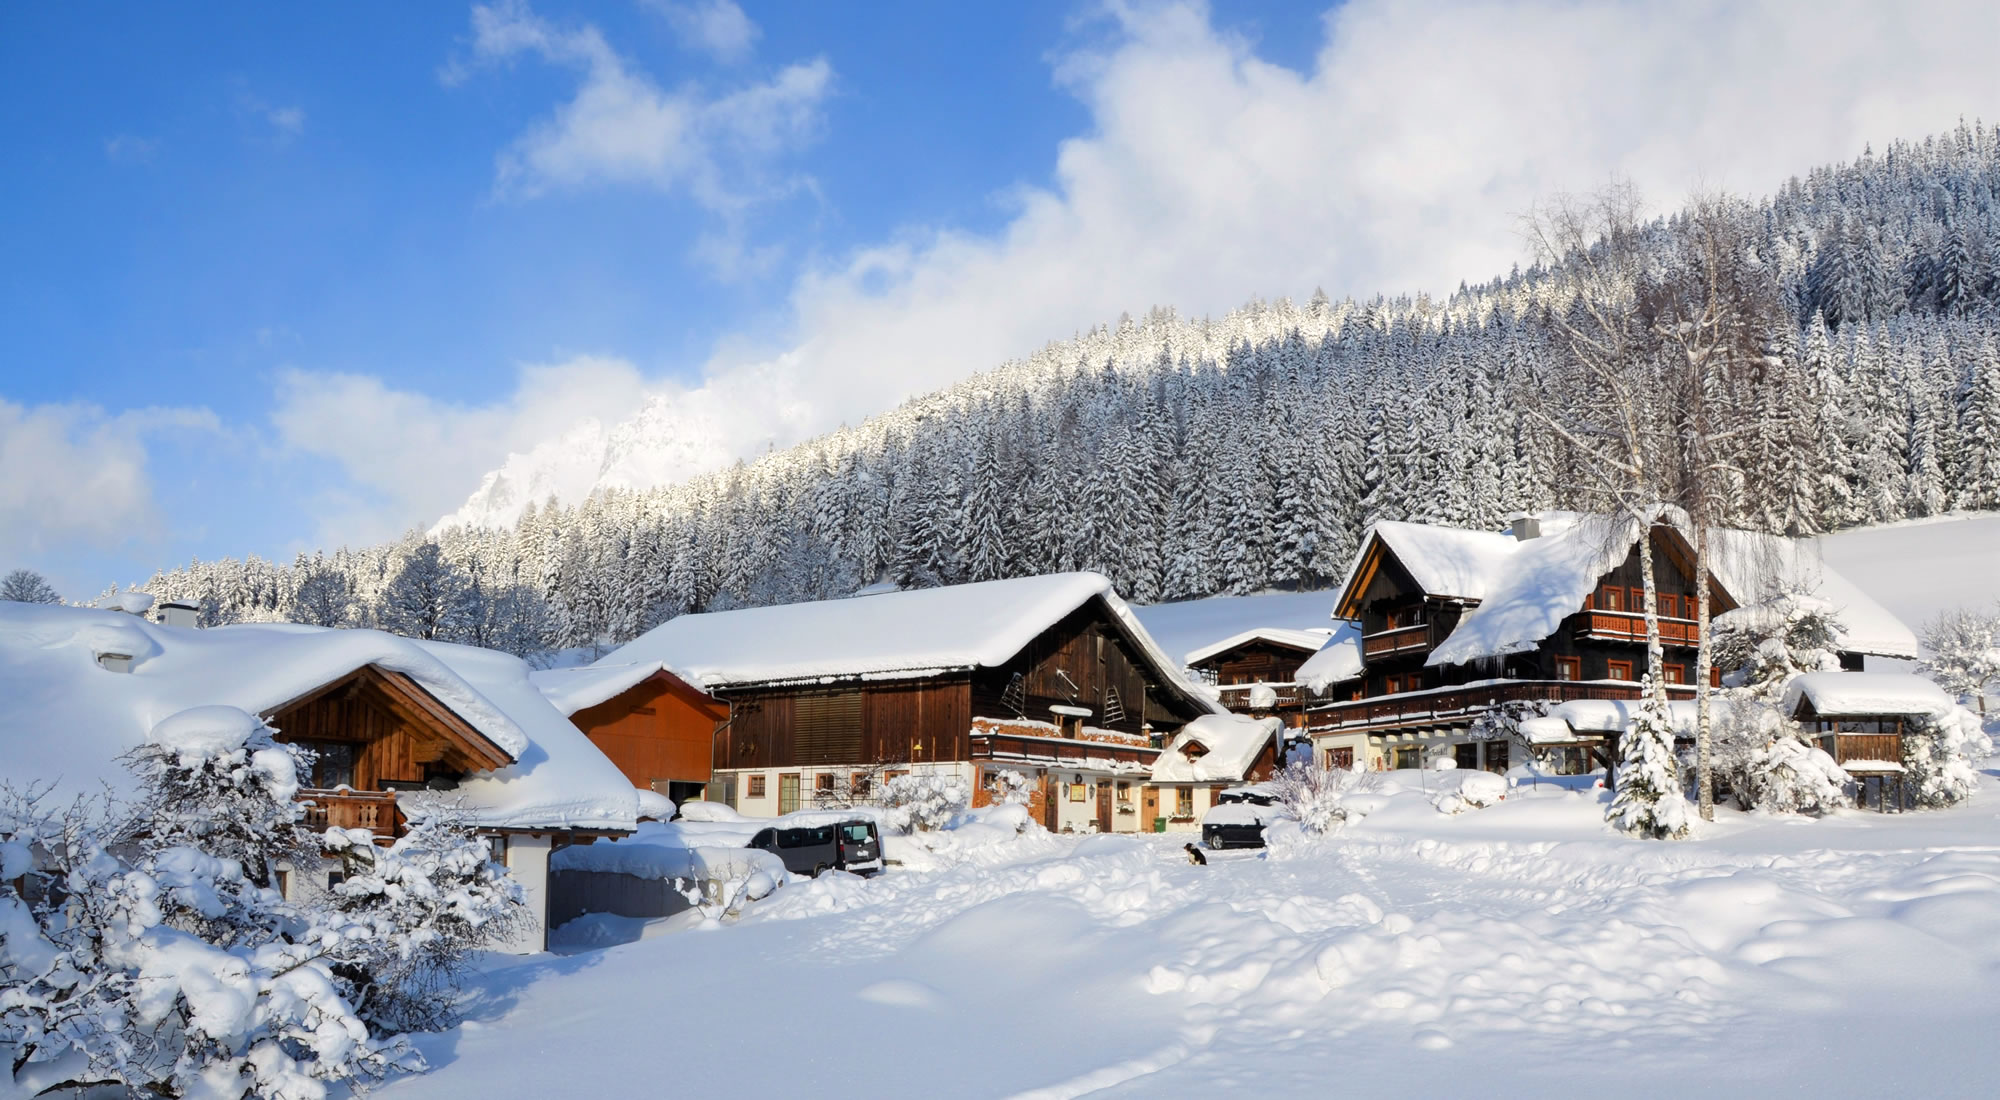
top-left (1142, 787), bottom-right (1159, 832)
top-left (1041, 774), bottom-right (1059, 832)
top-left (1096, 780), bottom-right (1113, 832)
top-left (778, 773), bottom-right (800, 815)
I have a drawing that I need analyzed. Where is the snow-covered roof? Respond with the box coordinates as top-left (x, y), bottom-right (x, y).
top-left (1783, 671), bottom-right (1953, 718)
top-left (1295, 622), bottom-right (1364, 691)
top-left (1421, 512), bottom-right (1919, 667)
top-left (0, 602), bottom-right (636, 834)
top-left (1184, 627), bottom-right (1333, 667)
top-left (1706, 528), bottom-right (1917, 659)
top-left (1341, 521), bottom-right (1519, 607)
top-left (530, 660), bottom-right (707, 716)
top-left (1427, 513), bottom-right (1639, 666)
top-left (598, 572), bottom-right (1221, 713)
top-left (1150, 714), bottom-right (1281, 784)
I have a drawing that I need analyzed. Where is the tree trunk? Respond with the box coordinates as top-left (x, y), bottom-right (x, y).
top-left (1634, 512), bottom-right (1668, 711)
top-left (1693, 520), bottom-right (1715, 821)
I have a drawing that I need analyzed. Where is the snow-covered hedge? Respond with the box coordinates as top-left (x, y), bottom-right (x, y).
top-left (880, 773), bottom-right (970, 832)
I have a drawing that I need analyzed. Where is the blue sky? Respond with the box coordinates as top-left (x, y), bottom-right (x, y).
top-left (6, 0), bottom-right (1999, 600)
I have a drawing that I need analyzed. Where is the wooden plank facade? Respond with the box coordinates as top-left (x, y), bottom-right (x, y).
top-left (1189, 637), bottom-right (1322, 725)
top-left (569, 671), bottom-right (729, 801)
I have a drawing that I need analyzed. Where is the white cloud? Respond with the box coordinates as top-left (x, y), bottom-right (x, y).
top-left (235, 87), bottom-right (306, 143)
top-left (310, 0), bottom-right (2000, 535)
top-left (0, 399), bottom-right (219, 562)
top-left (457, 0), bottom-right (828, 209)
top-left (648, 0), bottom-right (761, 64)
top-left (269, 355), bottom-right (656, 544)
top-left (103, 134), bottom-right (159, 163)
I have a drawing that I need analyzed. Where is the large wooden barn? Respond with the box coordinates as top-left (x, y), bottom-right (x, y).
top-left (593, 572), bottom-right (1222, 833)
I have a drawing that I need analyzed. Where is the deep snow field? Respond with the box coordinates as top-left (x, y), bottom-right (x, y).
top-left (381, 769), bottom-right (2000, 1099)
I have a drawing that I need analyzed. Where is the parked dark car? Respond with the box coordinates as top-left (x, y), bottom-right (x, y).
top-left (1200, 784), bottom-right (1283, 850)
top-left (749, 818), bottom-right (883, 876)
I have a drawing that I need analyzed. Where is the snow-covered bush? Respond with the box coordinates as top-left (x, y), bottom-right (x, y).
top-left (1607, 684), bottom-right (1690, 839)
top-left (1712, 589), bottom-right (1847, 699)
top-left (0, 717), bottom-right (420, 1099)
top-left (1903, 706), bottom-right (1994, 808)
top-left (1432, 770), bottom-right (1509, 815)
top-left (1266, 760), bottom-right (1376, 835)
top-left (1918, 605), bottom-right (2000, 707)
top-left (880, 773), bottom-right (970, 832)
top-left (985, 769), bottom-right (1032, 806)
top-left (1739, 736), bottom-right (1852, 815)
top-left (321, 811), bottom-right (527, 1033)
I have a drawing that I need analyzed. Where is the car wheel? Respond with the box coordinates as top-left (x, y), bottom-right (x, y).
top-left (813, 863), bottom-right (829, 877)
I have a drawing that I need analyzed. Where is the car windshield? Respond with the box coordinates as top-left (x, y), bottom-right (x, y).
top-left (841, 823), bottom-right (872, 844)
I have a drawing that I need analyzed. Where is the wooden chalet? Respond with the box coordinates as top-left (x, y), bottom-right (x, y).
top-left (1184, 627), bottom-right (1333, 729)
top-left (0, 600), bottom-right (644, 955)
top-left (1786, 671), bottom-right (1955, 811)
top-left (534, 663), bottom-right (730, 806)
top-left (593, 572), bottom-right (1222, 833)
top-left (1307, 513), bottom-right (1917, 774)
top-left (1148, 715), bottom-right (1284, 833)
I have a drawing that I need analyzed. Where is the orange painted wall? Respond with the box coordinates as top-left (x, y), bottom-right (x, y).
top-left (568, 673), bottom-right (729, 790)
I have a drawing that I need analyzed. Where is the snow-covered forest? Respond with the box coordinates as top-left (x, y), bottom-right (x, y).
top-left (142, 125), bottom-right (2000, 654)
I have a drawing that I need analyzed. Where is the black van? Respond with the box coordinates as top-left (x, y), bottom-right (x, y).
top-left (748, 818), bottom-right (883, 876)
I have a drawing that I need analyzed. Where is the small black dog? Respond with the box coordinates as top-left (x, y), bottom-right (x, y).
top-left (1184, 843), bottom-right (1207, 866)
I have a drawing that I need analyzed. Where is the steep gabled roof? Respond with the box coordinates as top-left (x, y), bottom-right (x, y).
top-left (1184, 626), bottom-right (1333, 667)
top-left (0, 603), bottom-right (638, 833)
top-left (531, 661), bottom-right (713, 717)
top-left (1149, 714), bottom-right (1282, 784)
top-left (1332, 521), bottom-right (1518, 618)
top-left (596, 572), bottom-right (1222, 713)
top-left (1295, 622), bottom-right (1365, 690)
top-left (1784, 671), bottom-right (1951, 717)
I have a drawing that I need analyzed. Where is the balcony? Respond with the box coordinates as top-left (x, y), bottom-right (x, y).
top-left (1577, 612), bottom-right (1699, 647)
top-left (1362, 624), bottom-right (1431, 658)
top-left (299, 788), bottom-right (402, 838)
top-left (1308, 679), bottom-right (1697, 735)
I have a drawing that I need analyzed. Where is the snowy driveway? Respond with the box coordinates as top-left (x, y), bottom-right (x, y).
top-left (381, 779), bottom-right (2000, 1098)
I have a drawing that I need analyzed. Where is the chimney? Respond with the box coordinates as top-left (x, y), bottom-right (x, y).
top-left (158, 600), bottom-right (202, 629)
top-left (1510, 514), bottom-right (1542, 542)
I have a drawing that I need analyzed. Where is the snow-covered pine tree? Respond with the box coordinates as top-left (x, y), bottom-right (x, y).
top-left (1607, 679), bottom-right (1691, 839)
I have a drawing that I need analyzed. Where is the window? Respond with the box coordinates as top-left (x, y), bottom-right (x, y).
top-left (1454, 743), bottom-right (1479, 770)
top-left (298, 740), bottom-right (355, 789)
top-left (487, 835), bottom-right (508, 865)
top-left (1174, 787), bottom-right (1194, 817)
top-left (778, 774), bottom-right (801, 815)
top-left (1709, 666), bottom-right (1722, 688)
top-left (1326, 746), bottom-right (1355, 770)
top-left (1484, 742), bottom-right (1509, 774)
top-left (1383, 674), bottom-right (1401, 695)
top-left (851, 772), bottom-right (871, 797)
top-left (1555, 657), bottom-right (1581, 681)
top-left (1662, 664), bottom-right (1686, 685)
top-left (1600, 585), bottom-right (1624, 612)
top-left (747, 774), bottom-right (768, 799)
top-left (1627, 587), bottom-right (1646, 613)
top-left (815, 773), bottom-right (835, 794)
top-left (1391, 746), bottom-right (1421, 770)
top-left (1606, 659), bottom-right (1633, 681)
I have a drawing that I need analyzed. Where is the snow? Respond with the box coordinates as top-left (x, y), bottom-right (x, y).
top-left (374, 769), bottom-right (2000, 1098)
top-left (1150, 714), bottom-right (1282, 784)
top-left (1817, 512), bottom-right (2000, 641)
top-left (1183, 626), bottom-right (1332, 667)
top-left (1353, 520), bottom-right (1520, 603)
top-left (633, 788), bottom-right (676, 821)
top-left (1426, 512), bottom-right (1920, 667)
top-left (529, 661), bottom-right (703, 716)
top-left (1782, 670), bottom-right (1954, 718)
top-left (550, 823), bottom-right (786, 884)
top-left (0, 602), bottom-right (635, 834)
top-left (1130, 589), bottom-right (1344, 667)
top-left (598, 572), bottom-right (1218, 716)
top-left (1427, 512), bottom-right (1640, 666)
top-left (1294, 622), bottom-right (1364, 691)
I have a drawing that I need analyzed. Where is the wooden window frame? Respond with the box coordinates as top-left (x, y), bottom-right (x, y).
top-left (815, 772), bottom-right (836, 793)
top-left (746, 774), bottom-right (768, 799)
top-left (1606, 659), bottom-right (1634, 681)
top-left (1599, 585), bottom-right (1624, 612)
top-left (1174, 787), bottom-right (1194, 817)
top-left (1555, 656), bottom-right (1580, 682)
top-left (1662, 664), bottom-right (1686, 684)
top-left (1627, 587), bottom-right (1646, 614)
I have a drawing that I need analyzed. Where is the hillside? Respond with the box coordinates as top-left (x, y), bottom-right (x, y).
top-left (144, 125), bottom-right (2000, 652)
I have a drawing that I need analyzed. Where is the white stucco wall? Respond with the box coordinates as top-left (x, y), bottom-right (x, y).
top-left (495, 834), bottom-right (551, 955)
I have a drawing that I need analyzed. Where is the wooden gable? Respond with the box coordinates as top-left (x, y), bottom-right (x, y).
top-left (1333, 533), bottom-right (1428, 623)
top-left (264, 664), bottom-right (514, 791)
top-left (571, 670), bottom-right (729, 790)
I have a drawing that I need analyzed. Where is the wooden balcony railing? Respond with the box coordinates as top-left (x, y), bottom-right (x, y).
top-left (1308, 679), bottom-right (1697, 734)
top-left (1817, 734), bottom-right (1903, 767)
top-left (1217, 684), bottom-right (1304, 708)
top-left (1362, 624), bottom-right (1431, 658)
top-left (299, 788), bottom-right (402, 837)
top-left (1577, 612), bottom-right (1699, 647)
